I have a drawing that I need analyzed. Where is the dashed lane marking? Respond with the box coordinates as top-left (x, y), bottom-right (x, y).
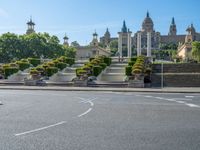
top-left (15, 121), bottom-right (66, 136)
top-left (78, 108), bottom-right (93, 117)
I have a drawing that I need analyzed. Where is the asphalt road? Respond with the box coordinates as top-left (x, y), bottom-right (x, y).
top-left (0, 90), bottom-right (200, 150)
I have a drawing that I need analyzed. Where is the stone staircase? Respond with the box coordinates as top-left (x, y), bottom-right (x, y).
top-left (49, 61), bottom-right (85, 82)
top-left (91, 57), bottom-right (128, 87)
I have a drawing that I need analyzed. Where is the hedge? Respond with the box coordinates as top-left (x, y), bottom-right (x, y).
top-left (76, 69), bottom-right (87, 77)
top-left (4, 67), bottom-right (19, 79)
top-left (93, 66), bottom-right (102, 77)
top-left (128, 61), bottom-right (135, 66)
top-left (56, 62), bottom-right (67, 70)
top-left (64, 58), bottom-right (75, 66)
top-left (125, 66), bottom-right (132, 76)
top-left (99, 63), bottom-right (107, 70)
top-left (103, 57), bottom-right (112, 66)
top-left (130, 57), bottom-right (137, 62)
top-left (46, 67), bottom-right (58, 77)
top-left (28, 58), bottom-right (41, 67)
top-left (17, 62), bottom-right (30, 71)
top-left (89, 57), bottom-right (95, 62)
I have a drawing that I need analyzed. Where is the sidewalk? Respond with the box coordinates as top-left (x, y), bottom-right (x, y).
top-left (0, 85), bottom-right (200, 93)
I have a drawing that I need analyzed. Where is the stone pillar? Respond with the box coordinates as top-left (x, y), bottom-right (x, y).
top-left (118, 33), bottom-right (122, 57)
top-left (147, 32), bottom-right (152, 57)
top-left (127, 33), bottom-right (130, 57)
top-left (137, 32), bottom-right (141, 56)
top-left (128, 32), bottom-right (132, 58)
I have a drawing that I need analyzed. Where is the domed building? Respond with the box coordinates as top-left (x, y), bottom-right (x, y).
top-left (142, 11), bottom-right (154, 32)
top-left (100, 12), bottom-right (200, 56)
top-left (133, 12), bottom-right (160, 53)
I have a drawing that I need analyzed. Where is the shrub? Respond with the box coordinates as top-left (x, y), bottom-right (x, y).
top-left (76, 69), bottom-right (87, 77)
top-left (103, 57), bottom-right (112, 66)
top-left (47, 62), bottom-right (55, 67)
top-left (4, 67), bottom-right (19, 79)
top-left (3, 64), bottom-right (10, 69)
top-left (89, 57), bottom-right (95, 62)
top-left (9, 63), bottom-right (18, 68)
top-left (30, 69), bottom-right (40, 75)
top-left (57, 62), bottom-right (67, 70)
top-left (145, 68), bottom-right (152, 74)
top-left (99, 63), bottom-right (107, 70)
top-left (28, 58), bottom-right (41, 67)
top-left (16, 61), bottom-right (30, 71)
top-left (125, 66), bottom-right (132, 76)
top-left (46, 67), bottom-right (58, 77)
top-left (130, 57), bottom-right (137, 62)
top-left (64, 58), bottom-right (75, 66)
top-left (128, 61), bottom-right (135, 66)
top-left (93, 66), bottom-right (102, 77)
top-left (35, 66), bottom-right (45, 76)
top-left (132, 68), bottom-right (142, 74)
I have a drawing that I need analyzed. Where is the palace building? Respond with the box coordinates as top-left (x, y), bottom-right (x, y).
top-left (100, 12), bottom-right (200, 57)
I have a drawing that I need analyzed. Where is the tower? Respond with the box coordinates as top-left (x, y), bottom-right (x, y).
top-left (118, 20), bottom-right (132, 57)
top-left (186, 24), bottom-right (196, 41)
top-left (63, 34), bottom-right (69, 46)
top-left (91, 31), bottom-right (98, 46)
top-left (168, 17), bottom-right (177, 36)
top-left (142, 11), bottom-right (154, 32)
top-left (26, 17), bottom-right (35, 34)
top-left (104, 28), bottom-right (111, 47)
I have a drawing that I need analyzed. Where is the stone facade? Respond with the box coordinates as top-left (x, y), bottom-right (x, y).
top-left (76, 32), bottom-right (111, 59)
top-left (100, 12), bottom-right (200, 52)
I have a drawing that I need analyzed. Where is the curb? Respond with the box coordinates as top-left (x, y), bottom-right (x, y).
top-left (0, 86), bottom-right (200, 93)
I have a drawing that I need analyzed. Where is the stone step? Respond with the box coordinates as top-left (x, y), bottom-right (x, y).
top-left (100, 73), bottom-right (126, 82)
top-left (106, 67), bottom-right (125, 73)
top-left (110, 63), bottom-right (127, 67)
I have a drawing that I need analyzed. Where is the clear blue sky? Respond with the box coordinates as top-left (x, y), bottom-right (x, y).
top-left (0, 0), bottom-right (200, 45)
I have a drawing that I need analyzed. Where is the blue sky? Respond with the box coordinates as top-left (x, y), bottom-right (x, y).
top-left (0, 0), bottom-right (200, 45)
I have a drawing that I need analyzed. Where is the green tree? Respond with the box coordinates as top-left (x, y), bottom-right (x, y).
top-left (64, 46), bottom-right (76, 58)
top-left (71, 41), bottom-right (80, 47)
top-left (0, 33), bottom-right (22, 63)
top-left (109, 40), bottom-right (118, 56)
top-left (192, 41), bottom-right (200, 62)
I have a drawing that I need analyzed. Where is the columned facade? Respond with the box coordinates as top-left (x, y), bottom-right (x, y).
top-left (118, 33), bottom-right (123, 57)
top-left (137, 32), bottom-right (142, 56)
top-left (117, 21), bottom-right (132, 57)
top-left (147, 32), bottom-right (152, 57)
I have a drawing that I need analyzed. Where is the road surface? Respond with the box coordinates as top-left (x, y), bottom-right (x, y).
top-left (0, 90), bottom-right (200, 150)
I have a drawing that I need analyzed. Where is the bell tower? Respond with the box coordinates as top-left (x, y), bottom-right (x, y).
top-left (168, 17), bottom-right (177, 36)
top-left (26, 17), bottom-right (35, 34)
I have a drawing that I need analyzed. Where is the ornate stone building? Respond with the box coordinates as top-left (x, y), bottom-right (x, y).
top-left (100, 12), bottom-right (200, 55)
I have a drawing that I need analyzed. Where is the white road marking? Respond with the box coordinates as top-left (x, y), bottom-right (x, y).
top-left (173, 98), bottom-right (193, 101)
top-left (78, 108), bottom-right (92, 117)
top-left (145, 95), bottom-right (153, 98)
top-left (176, 101), bottom-right (186, 104)
top-left (15, 121), bottom-right (66, 136)
top-left (88, 101), bottom-right (94, 107)
top-left (143, 95), bottom-right (200, 108)
top-left (185, 103), bottom-right (200, 108)
top-left (77, 97), bottom-right (97, 103)
top-left (185, 96), bottom-right (194, 98)
top-left (155, 97), bottom-right (165, 100)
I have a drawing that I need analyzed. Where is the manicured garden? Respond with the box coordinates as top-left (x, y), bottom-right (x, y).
top-left (76, 55), bottom-right (112, 80)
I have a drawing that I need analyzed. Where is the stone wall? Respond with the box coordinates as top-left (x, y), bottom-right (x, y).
top-left (151, 63), bottom-right (200, 87)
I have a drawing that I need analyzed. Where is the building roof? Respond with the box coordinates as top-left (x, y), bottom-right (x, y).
top-left (121, 20), bottom-right (128, 33)
top-left (27, 18), bottom-right (35, 26)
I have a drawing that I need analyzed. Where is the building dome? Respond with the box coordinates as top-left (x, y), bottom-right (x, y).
top-left (142, 12), bottom-right (154, 32)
